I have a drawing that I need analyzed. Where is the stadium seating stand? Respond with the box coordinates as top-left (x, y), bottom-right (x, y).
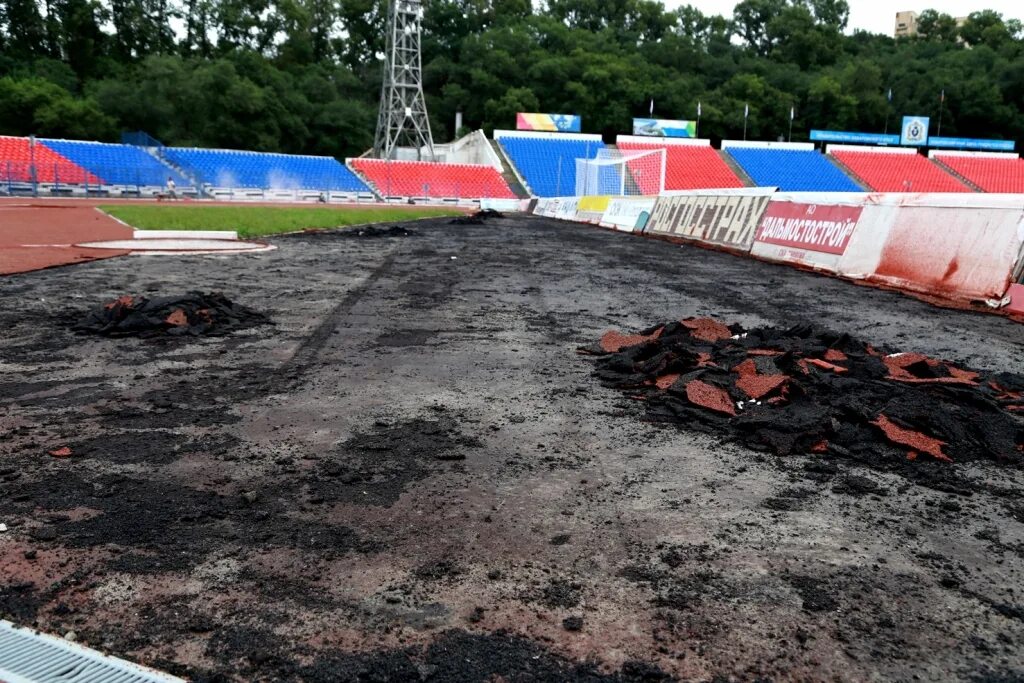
top-left (163, 147), bottom-right (369, 192)
top-left (829, 147), bottom-right (969, 193)
top-left (931, 152), bottom-right (1024, 193)
top-left (724, 143), bottom-right (861, 192)
top-left (495, 132), bottom-right (605, 197)
top-left (0, 135), bottom-right (100, 185)
top-left (350, 159), bottom-right (515, 198)
top-left (617, 136), bottom-right (744, 192)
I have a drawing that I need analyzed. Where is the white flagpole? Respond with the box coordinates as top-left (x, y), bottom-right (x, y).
top-left (743, 103), bottom-right (749, 141)
top-left (696, 101), bottom-right (702, 138)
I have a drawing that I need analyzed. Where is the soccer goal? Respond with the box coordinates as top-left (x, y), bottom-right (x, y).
top-left (575, 147), bottom-right (665, 197)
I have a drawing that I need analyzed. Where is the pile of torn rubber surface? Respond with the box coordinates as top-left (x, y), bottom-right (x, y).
top-left (583, 318), bottom-right (1024, 480)
top-left (73, 291), bottom-right (269, 338)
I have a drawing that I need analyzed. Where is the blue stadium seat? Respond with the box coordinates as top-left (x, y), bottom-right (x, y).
top-left (163, 147), bottom-right (369, 192)
top-left (40, 139), bottom-right (188, 187)
top-left (497, 135), bottom-right (605, 197)
top-left (726, 148), bottom-right (861, 192)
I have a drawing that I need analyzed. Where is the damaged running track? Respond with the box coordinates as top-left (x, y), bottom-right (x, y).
top-left (1, 214), bottom-right (1023, 682)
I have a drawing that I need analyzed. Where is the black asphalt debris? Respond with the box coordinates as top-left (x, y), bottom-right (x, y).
top-left (584, 319), bottom-right (1024, 490)
top-left (72, 291), bottom-right (269, 338)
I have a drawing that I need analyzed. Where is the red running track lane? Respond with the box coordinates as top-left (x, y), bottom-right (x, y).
top-left (0, 202), bottom-right (132, 275)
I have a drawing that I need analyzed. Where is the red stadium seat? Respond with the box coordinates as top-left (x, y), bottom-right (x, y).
top-left (617, 141), bottom-right (744, 192)
top-left (829, 149), bottom-right (969, 192)
top-left (932, 153), bottom-right (1024, 193)
top-left (350, 159), bottom-right (515, 199)
top-left (0, 135), bottom-right (102, 184)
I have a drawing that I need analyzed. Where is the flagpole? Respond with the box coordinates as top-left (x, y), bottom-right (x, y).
top-left (936, 89), bottom-right (944, 137)
top-left (743, 103), bottom-right (748, 141)
top-left (696, 101), bottom-right (701, 138)
top-left (788, 106), bottom-right (794, 143)
top-left (884, 87), bottom-right (892, 135)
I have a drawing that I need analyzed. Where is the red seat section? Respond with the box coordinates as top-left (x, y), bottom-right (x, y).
top-left (351, 159), bottom-right (515, 199)
top-left (617, 141), bottom-right (744, 192)
top-left (0, 136), bottom-right (101, 184)
top-left (933, 153), bottom-right (1024, 193)
top-left (830, 149), bottom-right (969, 193)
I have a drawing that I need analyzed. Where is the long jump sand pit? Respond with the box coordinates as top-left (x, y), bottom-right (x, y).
top-left (1, 213), bottom-right (1023, 681)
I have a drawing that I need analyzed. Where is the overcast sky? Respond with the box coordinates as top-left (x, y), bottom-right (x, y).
top-left (662, 1), bottom-right (1023, 36)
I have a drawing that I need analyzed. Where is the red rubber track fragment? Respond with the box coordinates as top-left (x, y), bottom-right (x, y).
top-left (681, 317), bottom-right (732, 343)
top-left (736, 374), bottom-right (788, 400)
top-left (685, 380), bottom-right (736, 416)
top-left (871, 414), bottom-right (951, 462)
top-left (599, 327), bottom-right (663, 353)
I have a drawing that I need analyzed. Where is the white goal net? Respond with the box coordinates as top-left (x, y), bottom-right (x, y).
top-left (575, 147), bottom-right (665, 197)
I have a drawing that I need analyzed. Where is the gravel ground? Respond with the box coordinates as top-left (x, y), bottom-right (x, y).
top-left (1, 214), bottom-right (1023, 682)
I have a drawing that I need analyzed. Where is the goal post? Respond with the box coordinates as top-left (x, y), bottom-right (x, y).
top-left (575, 147), bottom-right (666, 197)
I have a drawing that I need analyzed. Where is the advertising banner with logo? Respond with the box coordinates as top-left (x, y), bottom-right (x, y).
top-left (645, 188), bottom-right (774, 251)
top-left (900, 116), bottom-right (930, 146)
top-left (516, 113), bottom-right (582, 133)
top-left (755, 203), bottom-right (863, 255)
top-left (750, 194), bottom-right (869, 272)
top-left (631, 118), bottom-right (697, 138)
top-left (576, 195), bottom-right (611, 223)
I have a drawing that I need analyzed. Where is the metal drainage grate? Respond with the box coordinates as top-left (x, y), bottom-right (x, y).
top-left (0, 620), bottom-right (184, 683)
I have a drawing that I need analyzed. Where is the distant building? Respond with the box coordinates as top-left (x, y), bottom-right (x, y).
top-left (895, 10), bottom-right (967, 38)
top-left (895, 11), bottom-right (918, 37)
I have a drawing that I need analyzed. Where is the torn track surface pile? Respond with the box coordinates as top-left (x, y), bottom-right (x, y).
top-left (584, 319), bottom-right (1024, 484)
top-left (72, 291), bottom-right (269, 338)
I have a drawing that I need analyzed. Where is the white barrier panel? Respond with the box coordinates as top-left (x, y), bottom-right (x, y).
top-left (554, 197), bottom-right (579, 221)
top-left (862, 194), bottom-right (1024, 302)
top-left (647, 188), bottom-right (775, 251)
top-left (600, 197), bottom-right (656, 233)
top-left (480, 198), bottom-right (522, 212)
top-left (752, 192), bottom-right (1024, 303)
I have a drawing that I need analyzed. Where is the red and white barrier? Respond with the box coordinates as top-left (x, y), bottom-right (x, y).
top-left (752, 192), bottom-right (1024, 304)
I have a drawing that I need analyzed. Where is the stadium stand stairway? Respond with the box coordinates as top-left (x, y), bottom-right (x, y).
top-left (148, 149), bottom-right (204, 194)
top-left (929, 156), bottom-right (986, 193)
top-left (823, 153), bottom-right (870, 191)
top-left (717, 150), bottom-right (756, 187)
top-left (489, 140), bottom-right (531, 198)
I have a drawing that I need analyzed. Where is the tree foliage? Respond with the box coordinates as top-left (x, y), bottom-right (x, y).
top-left (0, 0), bottom-right (1021, 156)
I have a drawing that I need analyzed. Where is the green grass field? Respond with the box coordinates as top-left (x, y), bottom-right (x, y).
top-left (100, 204), bottom-right (463, 239)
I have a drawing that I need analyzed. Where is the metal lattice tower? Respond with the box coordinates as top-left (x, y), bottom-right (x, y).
top-left (373, 0), bottom-right (435, 161)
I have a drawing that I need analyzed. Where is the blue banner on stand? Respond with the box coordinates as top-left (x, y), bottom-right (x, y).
top-left (810, 130), bottom-right (901, 145)
top-left (928, 137), bottom-right (1015, 152)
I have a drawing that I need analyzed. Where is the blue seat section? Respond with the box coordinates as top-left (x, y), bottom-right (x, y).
top-left (162, 147), bottom-right (369, 192)
top-left (498, 136), bottom-right (605, 197)
top-left (40, 139), bottom-right (189, 187)
top-left (726, 148), bottom-right (861, 192)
